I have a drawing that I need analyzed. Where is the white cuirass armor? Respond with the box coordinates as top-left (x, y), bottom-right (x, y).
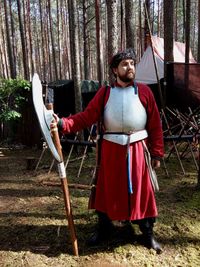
top-left (103, 86), bottom-right (148, 145)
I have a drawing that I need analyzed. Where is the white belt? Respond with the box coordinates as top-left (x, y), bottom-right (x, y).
top-left (103, 129), bottom-right (148, 145)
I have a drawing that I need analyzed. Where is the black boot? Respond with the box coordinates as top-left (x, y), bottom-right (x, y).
top-left (87, 211), bottom-right (113, 246)
top-left (138, 218), bottom-right (162, 254)
top-left (145, 235), bottom-right (162, 253)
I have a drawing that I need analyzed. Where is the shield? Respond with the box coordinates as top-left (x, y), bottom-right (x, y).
top-left (32, 73), bottom-right (61, 162)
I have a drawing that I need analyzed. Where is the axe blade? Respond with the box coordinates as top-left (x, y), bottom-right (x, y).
top-left (32, 73), bottom-right (61, 162)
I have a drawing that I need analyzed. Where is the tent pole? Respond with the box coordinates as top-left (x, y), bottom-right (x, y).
top-left (143, 1), bottom-right (164, 109)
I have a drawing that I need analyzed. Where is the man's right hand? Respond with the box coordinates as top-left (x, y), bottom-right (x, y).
top-left (50, 114), bottom-right (60, 130)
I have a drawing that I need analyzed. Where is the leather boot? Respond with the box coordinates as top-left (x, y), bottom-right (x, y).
top-left (87, 211), bottom-right (113, 246)
top-left (143, 234), bottom-right (162, 254)
top-left (138, 218), bottom-right (163, 254)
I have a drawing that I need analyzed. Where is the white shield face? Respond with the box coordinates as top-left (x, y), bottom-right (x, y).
top-left (32, 73), bottom-right (61, 162)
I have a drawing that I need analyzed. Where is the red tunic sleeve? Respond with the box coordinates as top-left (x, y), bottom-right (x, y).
top-left (60, 82), bottom-right (164, 158)
top-left (60, 86), bottom-right (109, 134)
top-left (138, 83), bottom-right (164, 158)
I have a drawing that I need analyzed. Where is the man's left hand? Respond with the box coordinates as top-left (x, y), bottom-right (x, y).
top-left (151, 159), bottom-right (160, 169)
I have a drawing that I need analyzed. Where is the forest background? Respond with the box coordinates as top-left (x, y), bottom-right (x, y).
top-left (0, 1), bottom-right (200, 266)
top-left (1, 0), bottom-right (200, 84)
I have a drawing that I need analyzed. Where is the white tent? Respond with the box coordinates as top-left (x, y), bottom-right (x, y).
top-left (135, 36), bottom-right (196, 84)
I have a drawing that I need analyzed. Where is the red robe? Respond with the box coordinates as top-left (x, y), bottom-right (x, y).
top-left (61, 83), bottom-right (164, 221)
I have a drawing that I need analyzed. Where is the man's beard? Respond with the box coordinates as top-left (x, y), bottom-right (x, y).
top-left (118, 72), bottom-right (135, 83)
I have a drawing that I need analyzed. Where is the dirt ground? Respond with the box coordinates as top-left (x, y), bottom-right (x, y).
top-left (0, 145), bottom-right (200, 267)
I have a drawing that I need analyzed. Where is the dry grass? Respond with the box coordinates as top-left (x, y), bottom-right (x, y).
top-left (0, 146), bottom-right (199, 267)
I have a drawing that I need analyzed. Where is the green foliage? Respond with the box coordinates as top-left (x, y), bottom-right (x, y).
top-left (0, 78), bottom-right (31, 122)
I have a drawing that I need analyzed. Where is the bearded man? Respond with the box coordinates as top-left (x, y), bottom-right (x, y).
top-left (51, 48), bottom-right (164, 253)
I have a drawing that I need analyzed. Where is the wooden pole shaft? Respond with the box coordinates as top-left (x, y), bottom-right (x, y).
top-left (61, 178), bottom-right (78, 256)
top-left (48, 103), bottom-right (78, 256)
top-left (51, 127), bottom-right (78, 256)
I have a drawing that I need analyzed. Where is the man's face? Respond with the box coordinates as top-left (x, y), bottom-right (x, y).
top-left (113, 59), bottom-right (135, 83)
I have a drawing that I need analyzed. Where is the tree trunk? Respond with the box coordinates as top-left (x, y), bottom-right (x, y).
top-left (34, 12), bottom-right (42, 77)
top-left (163, 0), bottom-right (174, 108)
top-left (0, 31), bottom-right (8, 78)
top-left (157, 0), bottom-right (160, 36)
top-left (95, 0), bottom-right (103, 85)
top-left (174, 0), bottom-right (178, 40)
top-left (152, 0), bottom-right (154, 34)
top-left (68, 0), bottom-right (82, 113)
top-left (198, 0), bottom-right (200, 63)
top-left (45, 0), bottom-right (53, 81)
top-left (138, 0), bottom-right (143, 57)
top-left (63, 0), bottom-right (71, 79)
top-left (39, 0), bottom-right (47, 80)
top-left (125, 0), bottom-right (135, 49)
top-left (144, 0), bottom-right (150, 49)
top-left (57, 0), bottom-right (62, 79)
top-left (82, 0), bottom-right (90, 80)
top-left (3, 0), bottom-right (16, 78)
top-left (107, 0), bottom-right (119, 84)
top-left (185, 0), bottom-right (190, 63)
top-left (47, 0), bottom-right (58, 81)
top-left (191, 1), bottom-right (196, 56)
top-left (0, 5), bottom-right (9, 78)
top-left (26, 0), bottom-right (34, 76)
top-left (182, 0), bottom-right (186, 42)
top-left (164, 0), bottom-right (174, 72)
top-left (16, 0), bottom-right (29, 80)
top-left (120, 0), bottom-right (125, 50)
top-left (8, 0), bottom-right (17, 78)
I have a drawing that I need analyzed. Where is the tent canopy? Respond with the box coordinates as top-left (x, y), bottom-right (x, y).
top-left (135, 36), bottom-right (196, 84)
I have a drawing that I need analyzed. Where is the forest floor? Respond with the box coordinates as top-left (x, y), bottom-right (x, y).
top-left (0, 144), bottom-right (200, 267)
